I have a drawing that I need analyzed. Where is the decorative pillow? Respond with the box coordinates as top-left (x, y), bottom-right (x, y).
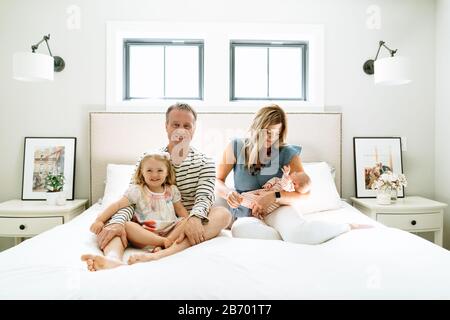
top-left (292, 161), bottom-right (342, 214)
top-left (101, 164), bottom-right (135, 206)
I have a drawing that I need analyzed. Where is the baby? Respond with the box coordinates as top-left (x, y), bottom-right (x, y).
top-left (240, 165), bottom-right (311, 215)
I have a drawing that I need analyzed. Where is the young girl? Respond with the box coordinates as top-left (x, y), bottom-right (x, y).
top-left (82, 151), bottom-right (188, 271)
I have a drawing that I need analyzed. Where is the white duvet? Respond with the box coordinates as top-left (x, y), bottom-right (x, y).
top-left (0, 202), bottom-right (449, 299)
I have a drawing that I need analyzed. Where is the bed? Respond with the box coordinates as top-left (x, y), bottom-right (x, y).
top-left (1, 112), bottom-right (449, 299)
top-left (1, 201), bottom-right (449, 299)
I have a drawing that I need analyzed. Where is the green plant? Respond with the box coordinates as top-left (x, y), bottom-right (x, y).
top-left (45, 173), bottom-right (65, 192)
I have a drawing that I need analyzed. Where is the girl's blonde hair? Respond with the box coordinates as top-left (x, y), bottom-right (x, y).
top-left (243, 104), bottom-right (288, 170)
top-left (133, 153), bottom-right (176, 186)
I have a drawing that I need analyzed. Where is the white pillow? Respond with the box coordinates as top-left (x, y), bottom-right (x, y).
top-left (303, 161), bottom-right (336, 181)
top-left (292, 161), bottom-right (342, 214)
top-left (101, 164), bottom-right (135, 206)
top-left (225, 173), bottom-right (235, 189)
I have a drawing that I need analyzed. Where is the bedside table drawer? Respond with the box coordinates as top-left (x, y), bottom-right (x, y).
top-left (0, 216), bottom-right (63, 236)
top-left (377, 213), bottom-right (442, 231)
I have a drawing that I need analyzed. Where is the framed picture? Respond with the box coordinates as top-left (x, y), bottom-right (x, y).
top-left (353, 137), bottom-right (404, 198)
top-left (22, 137), bottom-right (76, 200)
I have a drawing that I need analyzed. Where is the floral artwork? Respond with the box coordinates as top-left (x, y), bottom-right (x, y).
top-left (364, 162), bottom-right (392, 190)
top-left (22, 137), bottom-right (76, 200)
top-left (32, 146), bottom-right (65, 192)
top-left (353, 137), bottom-right (404, 198)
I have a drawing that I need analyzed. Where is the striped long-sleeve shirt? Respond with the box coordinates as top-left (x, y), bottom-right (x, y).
top-left (106, 147), bottom-right (216, 226)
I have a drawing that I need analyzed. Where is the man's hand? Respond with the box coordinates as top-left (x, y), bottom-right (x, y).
top-left (251, 191), bottom-right (276, 219)
top-left (97, 224), bottom-right (128, 250)
top-left (183, 216), bottom-right (205, 245)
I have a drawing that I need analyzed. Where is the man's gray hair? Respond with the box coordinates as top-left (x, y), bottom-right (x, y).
top-left (166, 102), bottom-right (197, 123)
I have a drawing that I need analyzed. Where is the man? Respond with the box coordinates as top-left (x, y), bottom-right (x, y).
top-left (82, 103), bottom-right (231, 270)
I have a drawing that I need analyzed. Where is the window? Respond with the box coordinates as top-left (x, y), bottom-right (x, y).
top-left (124, 39), bottom-right (204, 100)
top-left (107, 22), bottom-right (323, 111)
top-left (230, 41), bottom-right (308, 101)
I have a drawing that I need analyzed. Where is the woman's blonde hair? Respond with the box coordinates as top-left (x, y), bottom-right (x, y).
top-left (133, 153), bottom-right (176, 187)
top-left (243, 104), bottom-right (288, 170)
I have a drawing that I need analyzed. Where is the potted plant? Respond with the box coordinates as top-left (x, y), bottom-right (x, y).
top-left (371, 171), bottom-right (407, 205)
top-left (44, 173), bottom-right (66, 205)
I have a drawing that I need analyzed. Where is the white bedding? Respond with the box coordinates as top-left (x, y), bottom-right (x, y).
top-left (1, 201), bottom-right (449, 299)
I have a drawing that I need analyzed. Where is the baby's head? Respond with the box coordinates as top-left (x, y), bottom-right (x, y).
top-left (133, 151), bottom-right (176, 187)
top-left (290, 172), bottom-right (311, 194)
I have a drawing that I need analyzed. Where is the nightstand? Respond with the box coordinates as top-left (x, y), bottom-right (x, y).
top-left (350, 196), bottom-right (447, 246)
top-left (0, 199), bottom-right (88, 245)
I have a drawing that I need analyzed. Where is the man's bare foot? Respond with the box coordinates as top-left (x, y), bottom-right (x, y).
top-left (128, 252), bottom-right (160, 265)
top-left (350, 223), bottom-right (374, 230)
top-left (81, 254), bottom-right (125, 272)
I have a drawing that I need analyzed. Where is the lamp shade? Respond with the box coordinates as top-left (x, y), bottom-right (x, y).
top-left (13, 52), bottom-right (54, 81)
top-left (374, 56), bottom-right (411, 85)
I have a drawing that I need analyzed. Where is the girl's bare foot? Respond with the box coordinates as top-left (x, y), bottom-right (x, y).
top-left (150, 238), bottom-right (172, 253)
top-left (128, 253), bottom-right (160, 265)
top-left (163, 238), bottom-right (173, 249)
top-left (81, 254), bottom-right (125, 272)
top-left (349, 223), bottom-right (374, 230)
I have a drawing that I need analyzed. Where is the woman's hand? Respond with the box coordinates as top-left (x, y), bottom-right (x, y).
top-left (90, 221), bottom-right (105, 235)
top-left (226, 191), bottom-right (243, 208)
top-left (251, 191), bottom-right (276, 218)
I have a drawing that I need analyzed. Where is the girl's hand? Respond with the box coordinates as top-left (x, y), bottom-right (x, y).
top-left (90, 221), bottom-right (105, 234)
top-left (142, 220), bottom-right (157, 232)
top-left (226, 191), bottom-right (243, 209)
top-left (282, 165), bottom-right (291, 175)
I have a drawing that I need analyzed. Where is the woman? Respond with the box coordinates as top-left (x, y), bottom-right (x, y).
top-left (216, 105), bottom-right (368, 243)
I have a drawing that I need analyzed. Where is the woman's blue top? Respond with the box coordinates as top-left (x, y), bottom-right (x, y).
top-left (230, 138), bottom-right (302, 218)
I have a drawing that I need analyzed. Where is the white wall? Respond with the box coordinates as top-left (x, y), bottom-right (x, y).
top-left (0, 0), bottom-right (438, 250)
top-left (435, 0), bottom-right (450, 249)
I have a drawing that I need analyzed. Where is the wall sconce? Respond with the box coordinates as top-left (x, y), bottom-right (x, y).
top-left (13, 34), bottom-right (65, 81)
top-left (363, 40), bottom-right (411, 85)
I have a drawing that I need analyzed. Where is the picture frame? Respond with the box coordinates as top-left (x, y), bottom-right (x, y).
top-left (21, 137), bottom-right (77, 200)
top-left (353, 137), bottom-right (404, 198)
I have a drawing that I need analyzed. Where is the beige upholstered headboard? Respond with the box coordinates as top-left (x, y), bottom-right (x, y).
top-left (90, 112), bottom-right (342, 204)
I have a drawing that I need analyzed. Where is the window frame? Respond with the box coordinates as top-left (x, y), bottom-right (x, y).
top-left (106, 21), bottom-right (324, 112)
top-left (230, 41), bottom-right (308, 101)
top-left (123, 39), bottom-right (204, 101)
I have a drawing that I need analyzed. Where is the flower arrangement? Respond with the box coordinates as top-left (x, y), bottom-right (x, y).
top-left (44, 173), bottom-right (65, 192)
top-left (371, 171), bottom-right (407, 192)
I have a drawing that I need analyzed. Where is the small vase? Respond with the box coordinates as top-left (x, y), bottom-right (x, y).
top-left (376, 190), bottom-right (392, 205)
top-left (46, 191), bottom-right (66, 206)
top-left (56, 191), bottom-right (67, 206)
top-left (390, 188), bottom-right (398, 201)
